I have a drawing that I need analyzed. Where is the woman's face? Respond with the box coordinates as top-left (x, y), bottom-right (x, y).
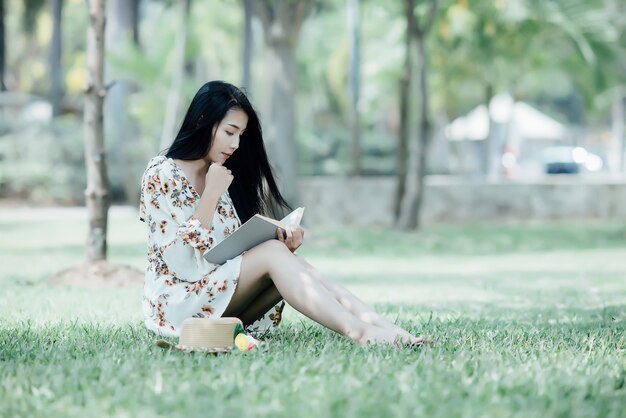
top-left (206, 108), bottom-right (249, 164)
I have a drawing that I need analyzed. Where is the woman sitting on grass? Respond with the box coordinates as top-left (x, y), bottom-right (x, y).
top-left (139, 80), bottom-right (423, 346)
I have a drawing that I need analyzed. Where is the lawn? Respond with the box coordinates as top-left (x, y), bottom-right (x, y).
top-left (1, 207), bottom-right (625, 418)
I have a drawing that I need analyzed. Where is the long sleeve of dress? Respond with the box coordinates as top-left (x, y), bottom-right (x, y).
top-left (140, 161), bottom-right (220, 283)
top-left (140, 156), bottom-right (284, 338)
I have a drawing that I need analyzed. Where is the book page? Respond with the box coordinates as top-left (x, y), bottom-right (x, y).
top-left (204, 207), bottom-right (306, 265)
top-left (280, 207), bottom-right (305, 226)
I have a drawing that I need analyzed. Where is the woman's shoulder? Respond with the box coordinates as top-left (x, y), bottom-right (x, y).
top-left (146, 155), bottom-right (168, 170)
top-left (143, 156), bottom-right (175, 178)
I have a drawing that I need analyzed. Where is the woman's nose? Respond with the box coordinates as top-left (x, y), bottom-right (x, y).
top-left (231, 136), bottom-right (240, 149)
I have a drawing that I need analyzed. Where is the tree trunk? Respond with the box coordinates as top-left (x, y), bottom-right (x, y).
top-left (483, 83), bottom-right (494, 176)
top-left (106, 0), bottom-right (141, 202)
top-left (0, 0), bottom-right (7, 91)
top-left (393, 73), bottom-right (410, 223)
top-left (266, 37), bottom-right (298, 205)
top-left (398, 29), bottom-right (432, 229)
top-left (347, 0), bottom-right (361, 176)
top-left (0, 0), bottom-right (6, 91)
top-left (242, 0), bottom-right (253, 92)
top-left (159, 0), bottom-right (192, 151)
top-left (613, 86), bottom-right (625, 172)
top-left (253, 0), bottom-right (314, 207)
top-left (130, 0), bottom-right (140, 47)
top-left (84, 0), bottom-right (109, 261)
top-left (393, 0), bottom-right (413, 222)
top-left (50, 0), bottom-right (64, 116)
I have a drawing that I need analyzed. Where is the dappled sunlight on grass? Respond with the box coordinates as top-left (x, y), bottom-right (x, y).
top-left (302, 221), bottom-right (626, 257)
top-left (306, 248), bottom-right (626, 276)
top-left (0, 285), bottom-right (143, 326)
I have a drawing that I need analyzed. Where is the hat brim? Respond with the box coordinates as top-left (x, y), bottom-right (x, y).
top-left (156, 339), bottom-right (233, 354)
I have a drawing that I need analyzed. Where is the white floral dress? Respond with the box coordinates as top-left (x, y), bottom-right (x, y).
top-left (139, 156), bottom-right (284, 337)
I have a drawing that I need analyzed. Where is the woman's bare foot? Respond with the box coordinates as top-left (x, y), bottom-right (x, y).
top-left (389, 325), bottom-right (419, 344)
top-left (374, 319), bottom-right (425, 346)
top-left (410, 335), bottom-right (434, 347)
top-left (393, 334), bottom-right (430, 347)
top-left (356, 326), bottom-right (431, 348)
top-left (358, 326), bottom-right (409, 346)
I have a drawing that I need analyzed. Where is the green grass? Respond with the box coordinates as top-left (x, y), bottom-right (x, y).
top-left (1, 208), bottom-right (625, 418)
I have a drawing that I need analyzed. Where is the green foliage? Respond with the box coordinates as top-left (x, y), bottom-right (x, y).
top-left (525, 0), bottom-right (625, 107)
top-left (2, 0), bottom-right (625, 204)
top-left (4, 0), bottom-right (88, 96)
top-left (0, 117), bottom-right (87, 203)
top-left (296, 1), bottom-right (407, 175)
top-left (0, 113), bottom-right (151, 204)
top-left (106, 1), bottom-right (247, 152)
top-left (21, 0), bottom-right (46, 35)
top-left (437, 0), bottom-right (624, 117)
top-left (0, 214), bottom-right (625, 417)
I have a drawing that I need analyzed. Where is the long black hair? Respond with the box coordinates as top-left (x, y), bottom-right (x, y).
top-left (165, 81), bottom-right (290, 223)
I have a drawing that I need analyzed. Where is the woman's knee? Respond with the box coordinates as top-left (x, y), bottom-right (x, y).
top-left (256, 239), bottom-right (292, 256)
top-left (294, 254), bottom-right (312, 268)
top-left (245, 240), bottom-right (291, 269)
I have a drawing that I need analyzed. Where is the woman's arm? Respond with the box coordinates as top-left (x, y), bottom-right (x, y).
top-left (194, 189), bottom-right (221, 230)
top-left (141, 165), bottom-right (229, 282)
top-left (195, 161), bottom-right (234, 229)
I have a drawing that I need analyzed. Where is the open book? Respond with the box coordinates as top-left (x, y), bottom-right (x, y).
top-left (203, 207), bottom-right (305, 265)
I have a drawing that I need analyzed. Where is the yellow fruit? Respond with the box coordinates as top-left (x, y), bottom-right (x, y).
top-left (235, 333), bottom-right (250, 351)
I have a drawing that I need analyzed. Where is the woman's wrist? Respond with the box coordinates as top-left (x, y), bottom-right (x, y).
top-left (195, 190), bottom-right (221, 229)
top-left (202, 187), bottom-right (221, 201)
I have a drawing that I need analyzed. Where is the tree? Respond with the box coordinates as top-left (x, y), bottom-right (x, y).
top-left (50, 0), bottom-right (64, 116)
top-left (432, 0), bottom-right (623, 177)
top-left (23, 0), bottom-right (46, 34)
top-left (130, 0), bottom-right (140, 46)
top-left (252, 0), bottom-right (315, 207)
top-left (242, 0), bottom-right (253, 92)
top-left (159, 0), bottom-right (192, 151)
top-left (84, 0), bottom-right (109, 261)
top-left (106, 0), bottom-right (142, 201)
top-left (436, 1), bottom-right (539, 177)
top-left (18, 0), bottom-right (46, 92)
top-left (542, 0), bottom-right (626, 171)
top-left (347, 0), bottom-right (361, 176)
top-left (397, 0), bottom-right (438, 230)
top-left (610, 1), bottom-right (626, 172)
top-left (393, 0), bottom-right (414, 220)
top-left (0, 0), bottom-right (6, 91)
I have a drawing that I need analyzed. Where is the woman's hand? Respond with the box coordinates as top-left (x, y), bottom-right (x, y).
top-left (277, 224), bottom-right (304, 253)
top-left (204, 162), bottom-right (233, 197)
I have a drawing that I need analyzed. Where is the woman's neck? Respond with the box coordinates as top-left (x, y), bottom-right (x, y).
top-left (177, 158), bottom-right (210, 177)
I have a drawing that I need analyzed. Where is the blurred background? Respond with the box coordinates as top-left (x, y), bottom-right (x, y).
top-left (0, 0), bottom-right (624, 228)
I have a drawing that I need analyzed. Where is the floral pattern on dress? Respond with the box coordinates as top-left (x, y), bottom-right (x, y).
top-left (139, 156), bottom-right (285, 338)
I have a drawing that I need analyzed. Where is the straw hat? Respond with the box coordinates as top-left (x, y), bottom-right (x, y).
top-left (156, 317), bottom-right (244, 353)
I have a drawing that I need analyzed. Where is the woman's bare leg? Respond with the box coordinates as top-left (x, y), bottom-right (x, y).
top-left (237, 284), bottom-right (282, 327)
top-left (227, 240), bottom-right (405, 345)
top-left (223, 272), bottom-right (272, 318)
top-left (295, 256), bottom-right (422, 344)
top-left (233, 259), bottom-right (421, 344)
